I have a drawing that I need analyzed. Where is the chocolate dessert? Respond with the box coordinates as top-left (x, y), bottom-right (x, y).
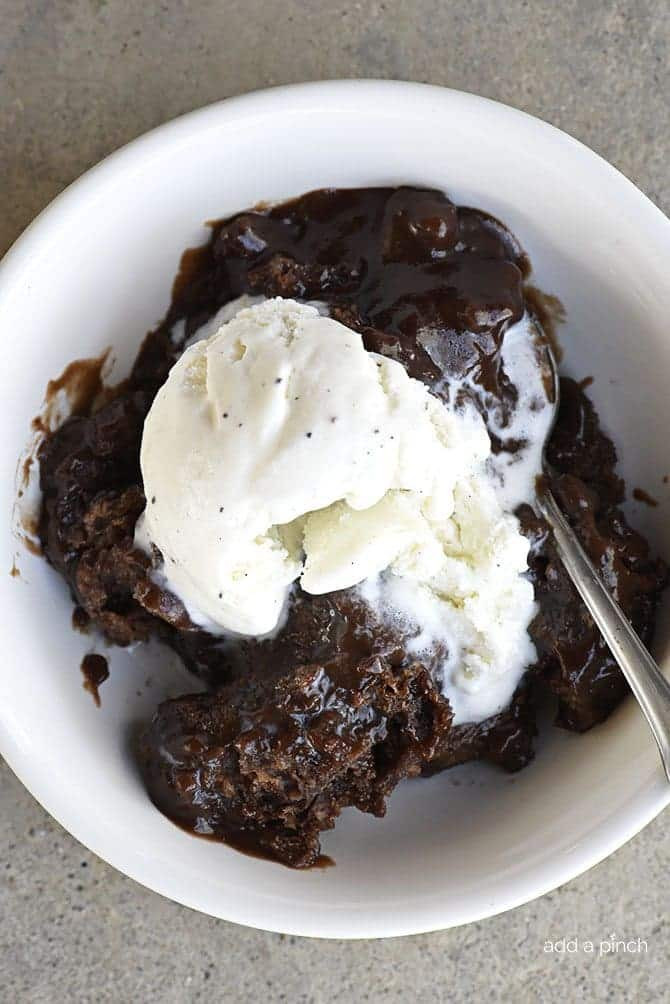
top-left (36, 187), bottom-right (668, 867)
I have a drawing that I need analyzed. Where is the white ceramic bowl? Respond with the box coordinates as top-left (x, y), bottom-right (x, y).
top-left (2, 81), bottom-right (670, 939)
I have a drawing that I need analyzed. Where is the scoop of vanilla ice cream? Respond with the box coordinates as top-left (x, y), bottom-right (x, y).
top-left (138, 297), bottom-right (488, 634)
top-left (138, 295), bottom-right (537, 722)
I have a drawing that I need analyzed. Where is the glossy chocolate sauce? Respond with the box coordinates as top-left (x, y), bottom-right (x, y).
top-left (37, 187), bottom-right (668, 866)
top-left (81, 653), bottom-right (109, 707)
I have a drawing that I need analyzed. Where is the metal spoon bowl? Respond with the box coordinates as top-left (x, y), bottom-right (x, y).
top-left (537, 340), bottom-right (670, 781)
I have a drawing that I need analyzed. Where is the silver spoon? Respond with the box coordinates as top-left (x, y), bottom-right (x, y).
top-left (537, 341), bottom-right (670, 781)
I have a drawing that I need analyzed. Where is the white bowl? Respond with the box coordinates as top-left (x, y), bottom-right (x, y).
top-left (2, 81), bottom-right (670, 939)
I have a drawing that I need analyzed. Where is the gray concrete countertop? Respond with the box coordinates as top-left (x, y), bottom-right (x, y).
top-left (1, 2), bottom-right (669, 1001)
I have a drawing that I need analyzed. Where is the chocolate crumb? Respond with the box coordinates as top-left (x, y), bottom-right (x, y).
top-left (81, 654), bottom-right (109, 708)
top-left (633, 487), bottom-right (659, 507)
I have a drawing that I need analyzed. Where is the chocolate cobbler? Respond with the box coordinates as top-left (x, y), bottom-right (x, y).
top-left (36, 187), bottom-right (668, 867)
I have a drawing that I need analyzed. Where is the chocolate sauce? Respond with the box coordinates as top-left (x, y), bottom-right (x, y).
top-left (524, 285), bottom-right (566, 363)
top-left (633, 488), bottom-right (659, 508)
top-left (35, 186), bottom-right (668, 866)
top-left (81, 653), bottom-right (109, 707)
top-left (164, 812), bottom-right (334, 868)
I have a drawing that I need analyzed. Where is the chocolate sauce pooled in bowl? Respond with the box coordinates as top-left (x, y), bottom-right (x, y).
top-left (37, 187), bottom-right (668, 866)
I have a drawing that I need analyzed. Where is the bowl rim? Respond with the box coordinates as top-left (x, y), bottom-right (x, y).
top-left (2, 79), bottom-right (670, 938)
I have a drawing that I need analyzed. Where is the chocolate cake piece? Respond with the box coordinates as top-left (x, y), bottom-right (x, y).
top-left (524, 379), bottom-right (668, 731)
top-left (140, 656), bottom-right (451, 868)
top-left (37, 390), bottom-right (156, 645)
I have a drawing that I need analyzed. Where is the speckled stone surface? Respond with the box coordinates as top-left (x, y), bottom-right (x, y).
top-left (1, 1), bottom-right (669, 1000)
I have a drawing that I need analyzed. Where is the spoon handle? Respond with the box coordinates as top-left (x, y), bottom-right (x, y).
top-left (537, 483), bottom-right (670, 782)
